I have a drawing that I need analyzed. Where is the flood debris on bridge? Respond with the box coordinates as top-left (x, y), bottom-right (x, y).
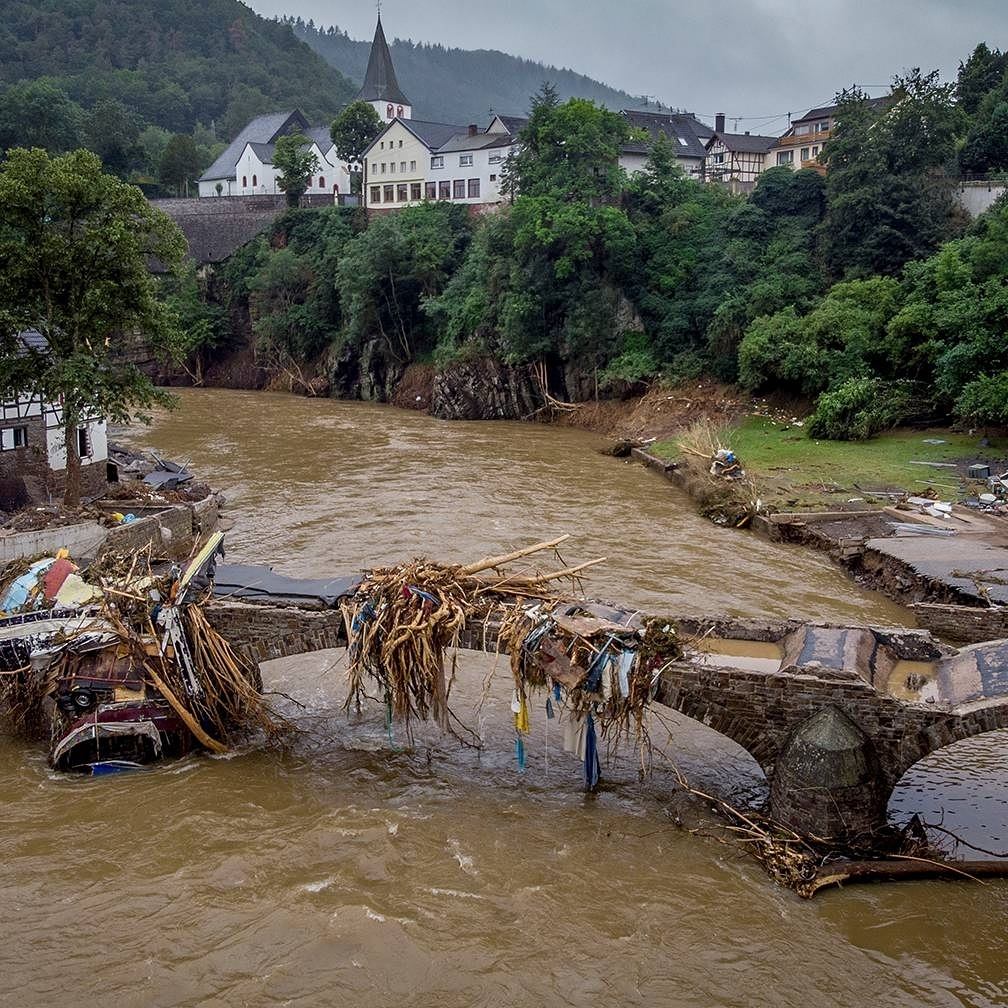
top-left (340, 534), bottom-right (652, 787)
top-left (0, 533), bottom-right (290, 772)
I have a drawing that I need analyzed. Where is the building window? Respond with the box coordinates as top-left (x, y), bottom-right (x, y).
top-left (817, 121), bottom-right (830, 132)
top-left (387, 104), bottom-right (394, 119)
top-left (425, 182), bottom-right (437, 199)
top-left (468, 178), bottom-right (480, 198)
top-left (812, 145), bottom-right (820, 157)
top-left (438, 180), bottom-right (451, 199)
top-left (77, 427), bottom-right (91, 459)
top-left (319, 176), bottom-right (325, 188)
top-left (431, 156), bottom-right (444, 169)
top-left (410, 160), bottom-right (416, 172)
top-left (384, 184), bottom-right (394, 203)
top-left (410, 182), bottom-right (422, 200)
top-left (381, 163), bottom-right (386, 173)
top-left (370, 186), bottom-right (381, 204)
top-left (397, 183), bottom-right (408, 202)
top-left (390, 162), bottom-right (396, 173)
top-left (800, 147), bottom-right (809, 161)
top-left (489, 154), bottom-right (503, 164)
top-left (398, 139), bottom-right (403, 148)
top-left (399, 161), bottom-right (405, 172)
top-left (796, 124), bottom-right (811, 136)
top-left (397, 107), bottom-right (404, 118)
top-left (776, 150), bottom-right (794, 166)
top-left (242, 175), bottom-right (247, 187)
top-left (252, 174), bottom-right (257, 187)
top-left (1, 426), bottom-right (28, 451)
top-left (712, 152), bottom-right (725, 164)
top-left (459, 154), bottom-right (473, 167)
top-left (371, 163), bottom-right (377, 174)
top-left (489, 174), bottom-right (497, 182)
top-left (453, 179), bottom-right (466, 199)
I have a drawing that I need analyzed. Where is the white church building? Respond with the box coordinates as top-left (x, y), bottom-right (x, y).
top-left (199, 15), bottom-right (710, 211)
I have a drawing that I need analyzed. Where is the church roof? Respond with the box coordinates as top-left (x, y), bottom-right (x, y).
top-left (200, 110), bottom-right (310, 182)
top-left (356, 16), bottom-right (411, 108)
top-left (306, 126), bottom-right (334, 151)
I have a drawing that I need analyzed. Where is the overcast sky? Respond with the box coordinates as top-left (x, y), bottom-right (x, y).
top-left (247, 0), bottom-right (1007, 130)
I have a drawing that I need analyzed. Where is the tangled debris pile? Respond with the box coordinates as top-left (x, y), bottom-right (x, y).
top-left (341, 536), bottom-right (606, 747)
top-left (341, 536), bottom-right (687, 790)
top-left (0, 533), bottom-right (289, 772)
top-left (676, 420), bottom-right (759, 527)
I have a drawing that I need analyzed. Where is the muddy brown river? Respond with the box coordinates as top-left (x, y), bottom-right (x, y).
top-left (3, 389), bottom-right (1006, 1007)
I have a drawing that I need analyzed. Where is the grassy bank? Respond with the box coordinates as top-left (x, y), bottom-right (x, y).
top-left (652, 416), bottom-right (1008, 510)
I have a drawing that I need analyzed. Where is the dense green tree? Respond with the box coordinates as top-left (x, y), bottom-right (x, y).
top-left (330, 101), bottom-right (383, 194)
top-left (159, 134), bottom-right (203, 195)
top-left (0, 80), bottom-right (83, 157)
top-left (0, 148), bottom-right (187, 506)
top-left (339, 203), bottom-right (471, 362)
top-left (272, 132), bottom-right (319, 207)
top-left (820, 74), bottom-right (965, 278)
top-left (960, 101), bottom-right (1008, 175)
top-left (503, 90), bottom-right (634, 201)
top-left (84, 98), bottom-right (145, 177)
top-left (957, 44), bottom-right (1008, 117)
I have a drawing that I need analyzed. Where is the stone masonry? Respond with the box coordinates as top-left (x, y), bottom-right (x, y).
top-left (205, 597), bottom-right (1008, 839)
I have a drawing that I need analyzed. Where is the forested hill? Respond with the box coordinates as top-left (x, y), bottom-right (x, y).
top-left (290, 19), bottom-right (656, 124)
top-left (1, 0), bottom-right (355, 137)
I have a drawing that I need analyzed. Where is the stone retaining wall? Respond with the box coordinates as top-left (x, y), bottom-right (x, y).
top-left (912, 602), bottom-right (1008, 644)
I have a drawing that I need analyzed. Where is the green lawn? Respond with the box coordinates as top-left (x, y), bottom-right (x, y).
top-left (653, 416), bottom-right (1008, 509)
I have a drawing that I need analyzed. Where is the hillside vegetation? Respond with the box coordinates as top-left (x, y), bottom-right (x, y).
top-left (187, 56), bottom-right (1008, 434)
top-left (291, 18), bottom-right (656, 125)
top-left (0, 0), bottom-right (355, 192)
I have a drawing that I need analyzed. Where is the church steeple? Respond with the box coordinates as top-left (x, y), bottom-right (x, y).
top-left (356, 15), bottom-right (412, 120)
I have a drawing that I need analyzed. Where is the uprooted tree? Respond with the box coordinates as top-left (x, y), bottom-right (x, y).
top-left (0, 146), bottom-right (188, 507)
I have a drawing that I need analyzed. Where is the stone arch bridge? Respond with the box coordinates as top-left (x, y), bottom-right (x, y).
top-left (205, 586), bottom-right (1008, 842)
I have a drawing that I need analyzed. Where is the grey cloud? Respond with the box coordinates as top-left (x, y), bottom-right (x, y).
top-left (249, 0), bottom-right (1008, 126)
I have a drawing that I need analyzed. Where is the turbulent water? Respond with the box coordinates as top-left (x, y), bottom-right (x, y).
top-left (3, 388), bottom-right (1006, 1008)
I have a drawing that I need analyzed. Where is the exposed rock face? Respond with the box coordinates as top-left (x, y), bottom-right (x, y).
top-left (330, 337), bottom-right (407, 402)
top-left (430, 357), bottom-right (542, 420)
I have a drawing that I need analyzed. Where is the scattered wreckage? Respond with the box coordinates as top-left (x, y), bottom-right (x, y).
top-left (0, 533), bottom-right (286, 774)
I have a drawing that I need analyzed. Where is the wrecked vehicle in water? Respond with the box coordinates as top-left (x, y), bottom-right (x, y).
top-left (0, 534), bottom-right (283, 774)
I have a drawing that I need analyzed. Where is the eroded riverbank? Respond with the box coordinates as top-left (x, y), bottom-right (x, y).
top-left (4, 388), bottom-right (1006, 1008)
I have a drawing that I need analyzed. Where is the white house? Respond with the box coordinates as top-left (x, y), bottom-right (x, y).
top-left (363, 117), bottom-right (520, 211)
top-left (618, 109), bottom-right (713, 179)
top-left (705, 116), bottom-right (779, 193)
top-left (198, 112), bottom-right (353, 199)
top-left (0, 330), bottom-right (108, 505)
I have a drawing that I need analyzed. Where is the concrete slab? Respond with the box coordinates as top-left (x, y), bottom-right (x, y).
top-left (865, 535), bottom-right (1008, 604)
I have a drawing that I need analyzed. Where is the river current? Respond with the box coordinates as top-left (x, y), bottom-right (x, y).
top-left (3, 388), bottom-right (1006, 1007)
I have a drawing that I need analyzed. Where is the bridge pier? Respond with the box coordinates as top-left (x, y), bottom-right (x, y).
top-left (769, 706), bottom-right (888, 843)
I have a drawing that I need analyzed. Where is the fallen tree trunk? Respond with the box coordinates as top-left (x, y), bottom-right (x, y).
top-left (800, 856), bottom-right (1008, 897)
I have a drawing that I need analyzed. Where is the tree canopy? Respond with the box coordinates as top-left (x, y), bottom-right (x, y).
top-left (0, 148), bottom-right (188, 505)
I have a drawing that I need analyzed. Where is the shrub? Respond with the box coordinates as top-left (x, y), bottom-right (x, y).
top-left (955, 371), bottom-right (1008, 425)
top-left (807, 377), bottom-right (916, 440)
